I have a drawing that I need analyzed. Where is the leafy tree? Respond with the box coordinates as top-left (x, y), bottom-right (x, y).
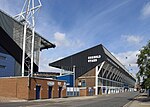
top-left (136, 40), bottom-right (150, 89)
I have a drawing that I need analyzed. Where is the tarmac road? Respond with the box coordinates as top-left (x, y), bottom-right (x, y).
top-left (0, 92), bottom-right (139, 107)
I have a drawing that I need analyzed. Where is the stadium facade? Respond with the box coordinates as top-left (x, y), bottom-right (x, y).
top-left (0, 10), bottom-right (55, 77)
top-left (0, 10), bottom-right (68, 100)
top-left (49, 44), bottom-right (136, 95)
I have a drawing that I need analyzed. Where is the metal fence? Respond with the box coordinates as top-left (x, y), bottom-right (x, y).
top-left (67, 87), bottom-right (80, 96)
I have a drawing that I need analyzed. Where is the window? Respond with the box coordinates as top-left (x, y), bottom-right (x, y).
top-left (0, 55), bottom-right (6, 60)
top-left (0, 65), bottom-right (6, 69)
top-left (81, 80), bottom-right (86, 87)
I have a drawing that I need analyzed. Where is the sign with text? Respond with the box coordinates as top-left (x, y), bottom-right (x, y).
top-left (88, 55), bottom-right (101, 63)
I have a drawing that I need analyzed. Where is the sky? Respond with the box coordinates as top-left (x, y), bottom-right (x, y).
top-left (0, 0), bottom-right (150, 77)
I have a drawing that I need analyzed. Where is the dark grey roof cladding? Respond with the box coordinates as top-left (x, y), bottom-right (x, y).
top-left (0, 26), bottom-right (38, 72)
top-left (49, 44), bottom-right (135, 81)
top-left (49, 44), bottom-right (106, 79)
top-left (0, 45), bottom-right (8, 54)
top-left (0, 9), bottom-right (55, 49)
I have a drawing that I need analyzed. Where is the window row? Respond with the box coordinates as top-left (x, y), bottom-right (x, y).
top-left (98, 78), bottom-right (123, 87)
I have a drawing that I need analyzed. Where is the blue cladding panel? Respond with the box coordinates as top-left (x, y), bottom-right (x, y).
top-left (57, 75), bottom-right (73, 87)
top-left (0, 52), bottom-right (15, 77)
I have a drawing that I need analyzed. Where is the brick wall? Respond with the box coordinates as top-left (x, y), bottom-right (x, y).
top-left (0, 77), bottom-right (66, 100)
top-left (79, 88), bottom-right (88, 96)
top-left (76, 68), bottom-right (96, 87)
top-left (28, 77), bottom-right (66, 99)
top-left (0, 77), bottom-right (28, 99)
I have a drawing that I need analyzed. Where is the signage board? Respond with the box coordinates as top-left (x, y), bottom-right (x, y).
top-left (47, 81), bottom-right (54, 86)
top-left (88, 55), bottom-right (101, 63)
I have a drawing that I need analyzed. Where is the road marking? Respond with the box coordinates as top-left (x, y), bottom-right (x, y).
top-left (123, 100), bottom-right (133, 107)
top-left (123, 94), bottom-right (139, 107)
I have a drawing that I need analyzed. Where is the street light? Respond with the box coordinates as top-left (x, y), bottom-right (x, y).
top-left (73, 65), bottom-right (76, 96)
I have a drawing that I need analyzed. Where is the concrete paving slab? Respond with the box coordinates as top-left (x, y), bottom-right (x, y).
top-left (124, 93), bottom-right (150, 107)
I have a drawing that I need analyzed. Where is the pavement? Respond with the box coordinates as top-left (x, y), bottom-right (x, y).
top-left (0, 96), bottom-right (27, 103)
top-left (0, 92), bottom-right (139, 107)
top-left (1, 92), bottom-right (150, 107)
top-left (124, 93), bottom-right (150, 107)
top-left (29, 95), bottom-right (99, 103)
top-left (0, 95), bottom-right (98, 103)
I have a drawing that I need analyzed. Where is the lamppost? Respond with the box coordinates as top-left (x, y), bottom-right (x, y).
top-left (73, 65), bottom-right (76, 96)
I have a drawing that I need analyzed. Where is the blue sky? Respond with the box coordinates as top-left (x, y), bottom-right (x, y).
top-left (0, 0), bottom-right (150, 76)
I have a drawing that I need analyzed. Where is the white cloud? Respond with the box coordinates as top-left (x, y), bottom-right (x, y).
top-left (54, 32), bottom-right (69, 47)
top-left (39, 55), bottom-right (61, 73)
top-left (53, 32), bottom-right (83, 47)
top-left (141, 2), bottom-right (150, 18)
top-left (112, 50), bottom-right (140, 76)
top-left (113, 51), bottom-right (139, 65)
top-left (122, 35), bottom-right (143, 44)
top-left (39, 32), bottom-right (84, 73)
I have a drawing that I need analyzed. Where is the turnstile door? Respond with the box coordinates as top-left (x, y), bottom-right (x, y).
top-left (48, 86), bottom-right (52, 98)
top-left (58, 87), bottom-right (62, 98)
top-left (98, 87), bottom-right (102, 95)
top-left (36, 86), bottom-right (41, 99)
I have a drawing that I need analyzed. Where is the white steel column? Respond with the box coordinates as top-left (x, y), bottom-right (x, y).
top-left (21, 23), bottom-right (27, 76)
top-left (30, 0), bottom-right (35, 77)
top-left (73, 65), bottom-right (76, 96)
top-left (95, 61), bottom-right (105, 95)
top-left (109, 68), bottom-right (116, 79)
top-left (119, 74), bottom-right (123, 82)
top-left (102, 63), bottom-right (110, 77)
top-left (97, 61), bottom-right (105, 75)
top-left (106, 66), bottom-right (113, 78)
top-left (101, 63), bottom-right (109, 94)
top-left (15, 0), bottom-right (42, 77)
top-left (112, 70), bottom-right (118, 80)
top-left (117, 72), bottom-right (122, 82)
top-left (115, 71), bottom-right (121, 81)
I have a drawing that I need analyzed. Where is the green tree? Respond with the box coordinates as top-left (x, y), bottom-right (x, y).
top-left (136, 40), bottom-right (150, 89)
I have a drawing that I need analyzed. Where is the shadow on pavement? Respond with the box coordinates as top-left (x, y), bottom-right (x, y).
top-left (127, 93), bottom-right (150, 103)
top-left (135, 97), bottom-right (150, 102)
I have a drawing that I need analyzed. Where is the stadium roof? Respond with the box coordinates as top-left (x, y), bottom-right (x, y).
top-left (49, 44), bottom-right (135, 81)
top-left (0, 9), bottom-right (55, 72)
top-left (0, 9), bottom-right (56, 50)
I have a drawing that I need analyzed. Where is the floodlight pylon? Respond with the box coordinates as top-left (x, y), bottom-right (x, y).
top-left (14, 0), bottom-right (42, 77)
